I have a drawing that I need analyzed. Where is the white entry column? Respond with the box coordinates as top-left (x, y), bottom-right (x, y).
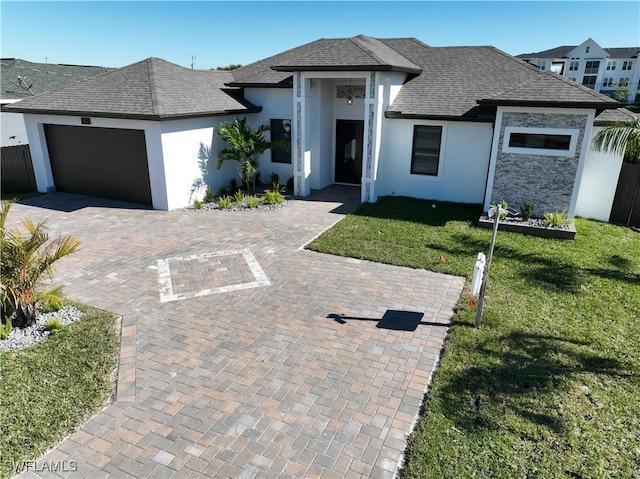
top-left (362, 71), bottom-right (383, 203)
top-left (292, 72), bottom-right (311, 196)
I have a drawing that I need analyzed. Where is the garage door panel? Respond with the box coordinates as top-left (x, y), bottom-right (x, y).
top-left (44, 124), bottom-right (153, 205)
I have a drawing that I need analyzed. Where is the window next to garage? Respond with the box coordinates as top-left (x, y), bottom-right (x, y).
top-left (411, 125), bottom-right (442, 176)
top-left (270, 119), bottom-right (291, 163)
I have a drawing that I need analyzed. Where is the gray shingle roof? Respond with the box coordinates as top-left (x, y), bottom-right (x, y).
top-left (5, 58), bottom-right (260, 120)
top-left (605, 47), bottom-right (640, 58)
top-left (5, 36), bottom-right (621, 122)
top-left (517, 46), bottom-right (575, 59)
top-left (229, 39), bottom-right (344, 87)
top-left (384, 44), bottom-right (618, 119)
top-left (477, 69), bottom-right (620, 109)
top-left (518, 46), bottom-right (640, 59)
top-left (271, 35), bottom-right (422, 73)
top-left (1, 58), bottom-right (112, 100)
top-left (594, 107), bottom-right (638, 126)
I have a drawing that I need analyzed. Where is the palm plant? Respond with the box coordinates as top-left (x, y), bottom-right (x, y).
top-left (591, 118), bottom-right (640, 162)
top-left (214, 118), bottom-right (288, 193)
top-left (1, 201), bottom-right (81, 328)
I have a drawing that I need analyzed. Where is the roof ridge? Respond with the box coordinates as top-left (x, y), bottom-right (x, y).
top-left (350, 35), bottom-right (385, 65)
top-left (146, 58), bottom-right (160, 115)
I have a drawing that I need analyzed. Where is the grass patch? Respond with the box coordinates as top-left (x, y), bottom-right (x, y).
top-left (0, 304), bottom-right (119, 478)
top-left (308, 196), bottom-right (640, 478)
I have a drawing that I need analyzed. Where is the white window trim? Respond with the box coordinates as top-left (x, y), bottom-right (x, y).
top-left (502, 127), bottom-right (580, 158)
top-left (408, 121), bottom-right (448, 181)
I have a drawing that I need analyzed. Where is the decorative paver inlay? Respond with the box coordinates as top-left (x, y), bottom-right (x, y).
top-left (157, 249), bottom-right (270, 302)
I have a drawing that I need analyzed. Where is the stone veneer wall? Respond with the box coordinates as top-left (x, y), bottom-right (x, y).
top-left (491, 112), bottom-right (588, 216)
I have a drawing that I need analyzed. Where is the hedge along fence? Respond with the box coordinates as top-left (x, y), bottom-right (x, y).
top-left (1, 145), bottom-right (36, 194)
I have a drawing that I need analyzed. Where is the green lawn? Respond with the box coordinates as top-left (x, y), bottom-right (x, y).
top-left (0, 304), bottom-right (119, 479)
top-left (308, 196), bottom-right (640, 478)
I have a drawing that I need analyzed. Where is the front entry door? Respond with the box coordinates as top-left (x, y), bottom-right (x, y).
top-left (335, 120), bottom-right (364, 184)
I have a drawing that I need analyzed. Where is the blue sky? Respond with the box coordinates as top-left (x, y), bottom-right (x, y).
top-left (2, 1), bottom-right (639, 69)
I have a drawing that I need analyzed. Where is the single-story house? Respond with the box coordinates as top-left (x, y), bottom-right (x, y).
top-left (1, 58), bottom-right (112, 147)
top-left (5, 35), bottom-right (628, 220)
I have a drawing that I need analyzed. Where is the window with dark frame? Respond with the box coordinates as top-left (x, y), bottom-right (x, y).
top-left (582, 75), bottom-right (597, 89)
top-left (508, 132), bottom-right (572, 151)
top-left (584, 60), bottom-right (600, 74)
top-left (411, 125), bottom-right (442, 176)
top-left (270, 119), bottom-right (291, 164)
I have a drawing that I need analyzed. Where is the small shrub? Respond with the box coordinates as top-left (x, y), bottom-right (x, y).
top-left (203, 187), bottom-right (215, 203)
top-left (1, 201), bottom-right (80, 328)
top-left (286, 176), bottom-right (294, 191)
top-left (270, 172), bottom-right (280, 186)
top-left (0, 317), bottom-right (12, 340)
top-left (217, 195), bottom-right (232, 209)
top-left (543, 211), bottom-right (570, 228)
top-left (45, 318), bottom-right (63, 333)
top-left (218, 185), bottom-right (228, 197)
top-left (228, 178), bottom-right (239, 194)
top-left (490, 200), bottom-right (508, 219)
top-left (521, 201), bottom-right (536, 221)
top-left (192, 199), bottom-right (203, 210)
top-left (233, 190), bottom-right (246, 205)
top-left (262, 190), bottom-right (285, 205)
top-left (38, 288), bottom-right (63, 313)
top-left (246, 195), bottom-right (260, 208)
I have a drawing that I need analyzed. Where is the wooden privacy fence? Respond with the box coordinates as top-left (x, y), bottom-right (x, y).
top-left (610, 161), bottom-right (640, 227)
top-left (1, 145), bottom-right (36, 194)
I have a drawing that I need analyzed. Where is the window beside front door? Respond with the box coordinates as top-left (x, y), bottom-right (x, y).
top-left (270, 119), bottom-right (291, 163)
top-left (411, 125), bottom-right (442, 176)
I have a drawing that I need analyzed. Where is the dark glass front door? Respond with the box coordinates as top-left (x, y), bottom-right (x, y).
top-left (335, 120), bottom-right (364, 184)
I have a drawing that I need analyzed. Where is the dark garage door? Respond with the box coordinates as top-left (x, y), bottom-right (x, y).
top-left (44, 124), bottom-right (153, 205)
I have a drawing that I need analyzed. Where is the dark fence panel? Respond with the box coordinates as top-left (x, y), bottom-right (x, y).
top-left (1, 145), bottom-right (36, 194)
top-left (610, 161), bottom-right (640, 227)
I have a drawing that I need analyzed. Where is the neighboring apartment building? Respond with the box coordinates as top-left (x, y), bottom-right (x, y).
top-left (0, 59), bottom-right (111, 146)
top-left (518, 38), bottom-right (640, 104)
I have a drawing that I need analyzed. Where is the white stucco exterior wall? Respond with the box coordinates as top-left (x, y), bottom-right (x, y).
top-left (159, 116), bottom-right (243, 210)
top-left (1, 101), bottom-right (28, 146)
top-left (21, 114), bottom-right (169, 209)
top-left (242, 87), bottom-right (294, 183)
top-left (574, 126), bottom-right (624, 221)
top-left (377, 119), bottom-right (493, 203)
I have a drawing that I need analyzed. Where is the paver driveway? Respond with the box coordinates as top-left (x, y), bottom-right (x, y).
top-left (12, 186), bottom-right (465, 479)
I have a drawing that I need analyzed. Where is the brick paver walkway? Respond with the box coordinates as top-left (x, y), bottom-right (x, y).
top-left (11, 186), bottom-right (465, 479)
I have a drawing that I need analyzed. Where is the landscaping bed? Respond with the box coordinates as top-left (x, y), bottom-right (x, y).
top-left (307, 196), bottom-right (640, 478)
top-left (0, 304), bottom-right (120, 479)
top-left (478, 215), bottom-right (577, 239)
